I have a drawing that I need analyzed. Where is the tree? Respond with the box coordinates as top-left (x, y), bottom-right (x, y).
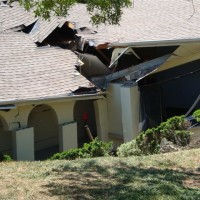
top-left (18, 0), bottom-right (132, 25)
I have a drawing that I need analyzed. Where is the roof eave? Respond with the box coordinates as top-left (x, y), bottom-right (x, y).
top-left (0, 92), bottom-right (106, 106)
top-left (109, 38), bottom-right (200, 48)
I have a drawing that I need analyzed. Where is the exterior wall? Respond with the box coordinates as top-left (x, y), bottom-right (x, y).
top-left (120, 85), bottom-right (140, 142)
top-left (59, 122), bottom-right (77, 151)
top-left (12, 128), bottom-right (34, 161)
top-left (0, 101), bottom-right (76, 160)
top-left (107, 83), bottom-right (123, 136)
top-left (0, 98), bottom-right (105, 160)
top-left (94, 99), bottom-right (109, 141)
top-left (0, 105), bottom-right (33, 131)
top-left (51, 101), bottom-right (75, 124)
top-left (107, 83), bottom-right (140, 147)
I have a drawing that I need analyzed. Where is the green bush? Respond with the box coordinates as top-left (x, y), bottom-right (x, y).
top-left (134, 116), bottom-right (191, 155)
top-left (0, 153), bottom-right (13, 162)
top-left (83, 138), bottom-right (113, 157)
top-left (50, 138), bottom-right (113, 160)
top-left (50, 148), bottom-right (88, 160)
top-left (159, 116), bottom-right (191, 145)
top-left (193, 109), bottom-right (200, 122)
top-left (136, 127), bottom-right (161, 155)
top-left (117, 140), bottom-right (142, 157)
top-left (174, 130), bottom-right (191, 146)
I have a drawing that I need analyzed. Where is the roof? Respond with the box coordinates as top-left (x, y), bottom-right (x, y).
top-left (30, 17), bottom-right (66, 43)
top-left (0, 33), bottom-right (91, 103)
top-left (74, 0), bottom-right (200, 47)
top-left (0, 1), bottom-right (36, 31)
top-left (0, 32), bottom-right (36, 54)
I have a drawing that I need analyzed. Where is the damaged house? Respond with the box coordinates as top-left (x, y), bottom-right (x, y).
top-left (0, 1), bottom-right (108, 161)
top-left (72, 0), bottom-right (200, 144)
top-left (0, 0), bottom-right (200, 160)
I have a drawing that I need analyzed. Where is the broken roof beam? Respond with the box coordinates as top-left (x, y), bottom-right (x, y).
top-left (91, 54), bottom-right (171, 89)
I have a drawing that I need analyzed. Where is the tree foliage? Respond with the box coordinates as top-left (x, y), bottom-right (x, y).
top-left (18, 0), bottom-right (132, 25)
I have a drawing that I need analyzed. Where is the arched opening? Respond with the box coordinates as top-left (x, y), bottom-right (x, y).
top-left (74, 100), bottom-right (97, 147)
top-left (0, 115), bottom-right (12, 156)
top-left (28, 104), bottom-right (59, 160)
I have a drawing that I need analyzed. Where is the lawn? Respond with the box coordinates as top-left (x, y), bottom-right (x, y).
top-left (0, 148), bottom-right (199, 200)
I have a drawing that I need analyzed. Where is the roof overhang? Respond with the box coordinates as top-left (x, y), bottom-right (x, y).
top-left (109, 38), bottom-right (200, 48)
top-left (0, 92), bottom-right (106, 107)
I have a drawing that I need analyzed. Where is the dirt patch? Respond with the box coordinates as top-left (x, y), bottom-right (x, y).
top-left (160, 134), bottom-right (200, 154)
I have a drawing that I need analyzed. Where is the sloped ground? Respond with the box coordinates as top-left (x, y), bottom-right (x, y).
top-left (0, 148), bottom-right (199, 200)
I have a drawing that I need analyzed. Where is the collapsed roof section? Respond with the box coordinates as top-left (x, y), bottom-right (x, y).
top-left (2, 0), bottom-right (200, 91)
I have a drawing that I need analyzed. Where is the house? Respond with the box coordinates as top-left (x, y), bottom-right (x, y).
top-left (1, 0), bottom-right (200, 161)
top-left (71, 0), bottom-right (200, 143)
top-left (0, 30), bottom-right (110, 161)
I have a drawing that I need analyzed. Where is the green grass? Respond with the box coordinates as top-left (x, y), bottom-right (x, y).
top-left (0, 148), bottom-right (200, 200)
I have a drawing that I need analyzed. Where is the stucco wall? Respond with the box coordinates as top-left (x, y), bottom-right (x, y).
top-left (107, 83), bottom-right (140, 146)
top-left (0, 100), bottom-right (76, 158)
top-left (0, 98), bottom-right (109, 159)
top-left (107, 83), bottom-right (123, 136)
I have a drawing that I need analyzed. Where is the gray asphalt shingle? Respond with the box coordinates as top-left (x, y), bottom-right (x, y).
top-left (0, 33), bottom-right (90, 103)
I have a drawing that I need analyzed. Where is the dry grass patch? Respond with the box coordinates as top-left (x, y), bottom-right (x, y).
top-left (0, 148), bottom-right (200, 200)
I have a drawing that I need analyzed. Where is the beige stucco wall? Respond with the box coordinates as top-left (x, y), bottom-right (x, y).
top-left (0, 100), bottom-right (76, 159)
top-left (106, 83), bottom-right (140, 146)
top-left (94, 99), bottom-right (109, 142)
top-left (0, 97), bottom-right (107, 160)
top-left (120, 85), bottom-right (140, 142)
top-left (59, 122), bottom-right (78, 151)
top-left (13, 128), bottom-right (34, 161)
top-left (107, 83), bottom-right (123, 136)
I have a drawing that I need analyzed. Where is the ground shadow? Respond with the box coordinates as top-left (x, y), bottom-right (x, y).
top-left (42, 159), bottom-right (200, 200)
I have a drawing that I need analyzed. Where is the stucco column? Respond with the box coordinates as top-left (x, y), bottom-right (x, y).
top-left (59, 122), bottom-right (78, 152)
top-left (120, 84), bottom-right (140, 142)
top-left (12, 127), bottom-right (34, 161)
top-left (93, 99), bottom-right (109, 141)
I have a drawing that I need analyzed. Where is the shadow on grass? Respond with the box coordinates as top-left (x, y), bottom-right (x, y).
top-left (43, 160), bottom-right (200, 200)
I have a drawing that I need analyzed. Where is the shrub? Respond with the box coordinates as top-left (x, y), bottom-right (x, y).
top-left (50, 148), bottom-right (88, 160)
top-left (0, 153), bottom-right (13, 162)
top-left (135, 115), bottom-right (191, 155)
top-left (193, 109), bottom-right (200, 122)
top-left (117, 139), bottom-right (142, 157)
top-left (159, 116), bottom-right (191, 145)
top-left (83, 138), bottom-right (113, 157)
top-left (174, 130), bottom-right (191, 146)
top-left (136, 128), bottom-right (161, 155)
top-left (50, 138), bottom-right (113, 160)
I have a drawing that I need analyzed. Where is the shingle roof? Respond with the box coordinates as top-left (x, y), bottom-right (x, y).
top-left (74, 0), bottom-right (200, 46)
top-left (30, 17), bottom-right (66, 43)
top-left (0, 33), bottom-right (90, 103)
top-left (0, 2), bottom-right (36, 31)
top-left (0, 32), bottom-right (36, 55)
